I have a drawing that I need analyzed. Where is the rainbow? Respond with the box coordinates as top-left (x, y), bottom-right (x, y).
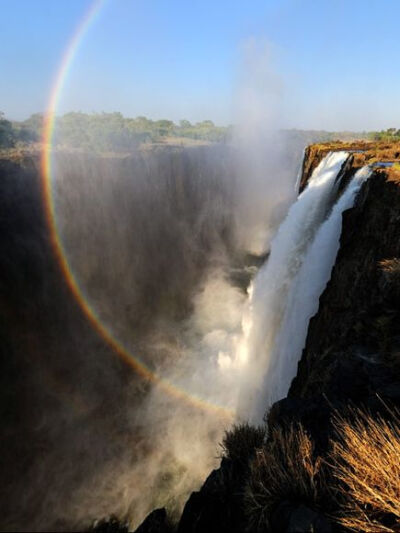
top-left (40, 0), bottom-right (234, 419)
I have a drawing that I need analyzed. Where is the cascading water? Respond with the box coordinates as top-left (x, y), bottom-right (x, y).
top-left (237, 151), bottom-right (354, 420)
top-left (294, 147), bottom-right (306, 193)
top-left (252, 164), bottom-right (372, 420)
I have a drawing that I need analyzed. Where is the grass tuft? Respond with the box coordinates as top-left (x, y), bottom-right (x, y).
top-left (245, 423), bottom-right (326, 532)
top-left (220, 423), bottom-right (265, 466)
top-left (331, 407), bottom-right (400, 532)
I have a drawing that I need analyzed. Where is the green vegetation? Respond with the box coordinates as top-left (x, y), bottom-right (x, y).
top-left (2, 111), bottom-right (399, 154)
top-left (53, 113), bottom-right (231, 150)
top-left (0, 111), bottom-right (40, 148)
top-left (0, 112), bottom-right (16, 147)
top-left (285, 128), bottom-right (369, 146)
top-left (368, 127), bottom-right (400, 141)
top-left (0, 111), bottom-right (231, 151)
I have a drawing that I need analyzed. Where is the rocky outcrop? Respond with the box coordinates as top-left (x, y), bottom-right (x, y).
top-left (134, 509), bottom-right (172, 533)
top-left (300, 139), bottom-right (400, 191)
top-left (176, 458), bottom-right (248, 533)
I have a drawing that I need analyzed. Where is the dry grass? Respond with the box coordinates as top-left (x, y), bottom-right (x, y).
top-left (379, 258), bottom-right (400, 282)
top-left (225, 409), bottom-right (400, 532)
top-left (245, 423), bottom-right (325, 532)
top-left (331, 408), bottom-right (400, 532)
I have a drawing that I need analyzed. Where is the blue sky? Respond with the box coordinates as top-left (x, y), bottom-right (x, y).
top-left (1, 0), bottom-right (400, 129)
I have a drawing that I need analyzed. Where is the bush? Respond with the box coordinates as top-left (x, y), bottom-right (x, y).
top-left (331, 407), bottom-right (400, 532)
top-left (245, 423), bottom-right (326, 532)
top-left (0, 112), bottom-right (16, 148)
top-left (220, 423), bottom-right (265, 466)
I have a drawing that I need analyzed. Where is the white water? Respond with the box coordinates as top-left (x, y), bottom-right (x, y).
top-left (237, 151), bottom-right (350, 419)
top-left (252, 164), bottom-right (372, 420)
top-left (294, 147), bottom-right (305, 194)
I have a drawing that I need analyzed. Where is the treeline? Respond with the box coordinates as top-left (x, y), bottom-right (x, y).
top-left (53, 113), bottom-right (231, 150)
top-left (0, 112), bottom-right (40, 147)
top-left (3, 110), bottom-right (398, 152)
top-left (367, 127), bottom-right (400, 141)
top-left (0, 111), bottom-right (231, 151)
top-left (285, 128), bottom-right (369, 144)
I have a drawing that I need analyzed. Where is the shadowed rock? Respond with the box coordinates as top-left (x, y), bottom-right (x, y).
top-left (134, 508), bottom-right (171, 533)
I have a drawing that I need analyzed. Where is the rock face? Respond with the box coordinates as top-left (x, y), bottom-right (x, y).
top-left (176, 458), bottom-right (248, 533)
top-left (139, 144), bottom-right (400, 533)
top-left (300, 139), bottom-right (400, 191)
top-left (134, 509), bottom-right (172, 533)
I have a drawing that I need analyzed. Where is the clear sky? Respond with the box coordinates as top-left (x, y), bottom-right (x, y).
top-left (1, 0), bottom-right (400, 130)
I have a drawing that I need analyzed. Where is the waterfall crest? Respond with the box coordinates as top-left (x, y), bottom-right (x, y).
top-left (237, 151), bottom-right (352, 419)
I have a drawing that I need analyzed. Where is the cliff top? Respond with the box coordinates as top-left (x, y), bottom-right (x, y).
top-left (301, 140), bottom-right (400, 190)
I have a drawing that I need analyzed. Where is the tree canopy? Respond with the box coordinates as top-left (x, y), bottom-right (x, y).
top-left (367, 128), bottom-right (400, 141)
top-left (0, 111), bottom-right (231, 151)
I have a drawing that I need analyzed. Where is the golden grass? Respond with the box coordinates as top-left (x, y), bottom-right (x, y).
top-left (379, 258), bottom-right (400, 274)
top-left (245, 423), bottom-right (325, 531)
top-left (331, 408), bottom-right (400, 532)
top-left (379, 259), bottom-right (400, 291)
top-left (242, 409), bottom-right (400, 532)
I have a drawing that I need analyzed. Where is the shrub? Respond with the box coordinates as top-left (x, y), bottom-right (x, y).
top-left (220, 423), bottom-right (265, 466)
top-left (331, 407), bottom-right (400, 532)
top-left (0, 112), bottom-right (17, 148)
top-left (245, 423), bottom-right (325, 532)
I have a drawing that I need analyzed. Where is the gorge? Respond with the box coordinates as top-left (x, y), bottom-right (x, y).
top-left (133, 141), bottom-right (400, 533)
top-left (1, 139), bottom-right (400, 532)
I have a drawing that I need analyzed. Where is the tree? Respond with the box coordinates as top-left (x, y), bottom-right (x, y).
top-left (0, 112), bottom-right (16, 148)
top-left (179, 119), bottom-right (192, 129)
top-left (155, 119), bottom-right (173, 137)
top-left (22, 113), bottom-right (44, 137)
top-left (197, 120), bottom-right (215, 128)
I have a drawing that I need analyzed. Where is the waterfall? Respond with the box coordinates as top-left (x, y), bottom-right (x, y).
top-left (237, 151), bottom-right (351, 420)
top-left (294, 147), bottom-right (305, 193)
top-left (252, 164), bottom-right (372, 420)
